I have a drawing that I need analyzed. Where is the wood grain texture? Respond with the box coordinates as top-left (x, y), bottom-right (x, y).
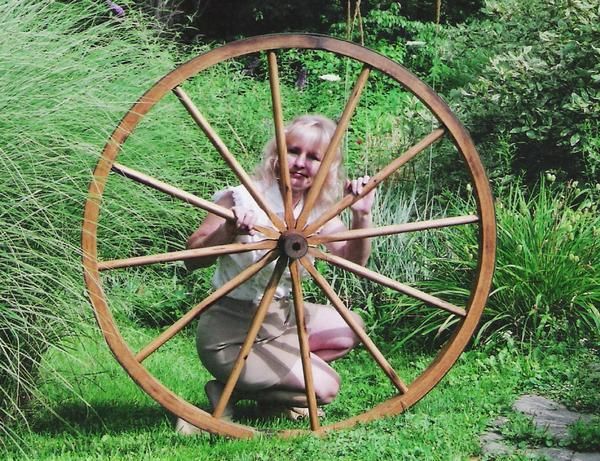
top-left (310, 248), bottom-right (467, 317)
top-left (173, 86), bottom-right (286, 232)
top-left (82, 33), bottom-right (496, 438)
top-left (290, 260), bottom-right (320, 430)
top-left (213, 256), bottom-right (287, 418)
top-left (300, 257), bottom-right (409, 393)
top-left (309, 215), bottom-right (479, 245)
top-left (267, 51), bottom-right (295, 229)
top-left (295, 66), bottom-right (370, 230)
top-left (111, 162), bottom-right (278, 238)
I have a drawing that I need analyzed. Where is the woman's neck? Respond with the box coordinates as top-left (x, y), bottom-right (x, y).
top-left (292, 191), bottom-right (303, 208)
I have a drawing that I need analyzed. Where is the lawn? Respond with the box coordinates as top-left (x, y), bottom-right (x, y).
top-left (3, 324), bottom-right (597, 460)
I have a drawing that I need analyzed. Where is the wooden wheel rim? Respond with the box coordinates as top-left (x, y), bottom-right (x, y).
top-left (81, 33), bottom-right (496, 438)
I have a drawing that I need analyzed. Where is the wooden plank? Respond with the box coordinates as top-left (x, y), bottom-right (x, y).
top-left (98, 240), bottom-right (276, 271)
top-left (135, 250), bottom-right (279, 362)
top-left (309, 215), bottom-right (479, 245)
top-left (111, 162), bottom-right (279, 239)
top-left (295, 66), bottom-right (371, 230)
top-left (289, 260), bottom-right (320, 430)
top-left (213, 256), bottom-right (288, 418)
top-left (303, 128), bottom-right (445, 235)
top-left (267, 51), bottom-right (294, 229)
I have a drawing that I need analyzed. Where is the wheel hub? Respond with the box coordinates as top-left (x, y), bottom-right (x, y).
top-left (279, 231), bottom-right (308, 259)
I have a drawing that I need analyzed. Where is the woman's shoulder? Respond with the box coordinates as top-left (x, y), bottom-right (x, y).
top-left (212, 182), bottom-right (269, 208)
top-left (212, 184), bottom-right (245, 203)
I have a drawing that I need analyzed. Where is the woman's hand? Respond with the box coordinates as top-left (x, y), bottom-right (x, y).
top-left (226, 206), bottom-right (257, 236)
top-left (186, 192), bottom-right (256, 270)
top-left (346, 175), bottom-right (376, 217)
top-left (321, 175), bottom-right (375, 265)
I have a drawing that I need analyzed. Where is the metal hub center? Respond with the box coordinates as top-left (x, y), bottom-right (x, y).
top-left (279, 231), bottom-right (308, 259)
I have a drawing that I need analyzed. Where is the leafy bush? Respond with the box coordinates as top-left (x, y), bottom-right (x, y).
top-left (400, 179), bottom-right (600, 345)
top-left (331, 4), bottom-right (473, 90)
top-left (454, 0), bottom-right (600, 183)
top-left (367, 0), bottom-right (485, 25)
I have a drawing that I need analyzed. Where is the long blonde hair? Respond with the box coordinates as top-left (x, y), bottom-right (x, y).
top-left (254, 114), bottom-right (345, 208)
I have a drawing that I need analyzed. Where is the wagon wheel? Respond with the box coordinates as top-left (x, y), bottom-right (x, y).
top-left (82, 34), bottom-right (496, 438)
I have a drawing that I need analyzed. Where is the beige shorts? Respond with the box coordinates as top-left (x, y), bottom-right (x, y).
top-left (196, 296), bottom-right (327, 391)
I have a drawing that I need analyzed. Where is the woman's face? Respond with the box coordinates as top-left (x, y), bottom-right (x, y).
top-left (284, 131), bottom-right (327, 194)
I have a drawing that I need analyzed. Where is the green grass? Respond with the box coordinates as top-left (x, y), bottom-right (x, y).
top-left (0, 0), bottom-right (180, 435)
top-left (2, 325), bottom-right (597, 460)
top-left (0, 326), bottom-right (502, 460)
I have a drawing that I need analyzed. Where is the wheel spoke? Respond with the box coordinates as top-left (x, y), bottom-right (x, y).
top-left (295, 65), bottom-right (371, 230)
top-left (98, 240), bottom-right (276, 271)
top-left (303, 128), bottom-right (446, 235)
top-left (289, 259), bottom-right (320, 431)
top-left (172, 85), bottom-right (286, 232)
top-left (309, 248), bottom-right (466, 317)
top-left (134, 250), bottom-right (279, 363)
top-left (267, 51), bottom-right (294, 229)
top-left (309, 215), bottom-right (479, 245)
top-left (299, 257), bottom-right (409, 394)
top-left (110, 162), bottom-right (279, 238)
top-left (213, 255), bottom-right (288, 419)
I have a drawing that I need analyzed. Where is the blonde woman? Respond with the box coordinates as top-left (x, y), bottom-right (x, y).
top-left (182, 115), bottom-right (375, 429)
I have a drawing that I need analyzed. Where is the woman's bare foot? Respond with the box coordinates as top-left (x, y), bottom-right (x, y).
top-left (256, 401), bottom-right (325, 421)
top-left (284, 406), bottom-right (325, 421)
top-left (175, 417), bottom-right (204, 435)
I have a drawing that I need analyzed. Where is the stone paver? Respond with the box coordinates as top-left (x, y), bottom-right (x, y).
top-left (479, 431), bottom-right (513, 457)
top-left (479, 394), bottom-right (599, 460)
top-left (571, 453), bottom-right (600, 461)
top-left (525, 447), bottom-right (576, 461)
top-left (514, 394), bottom-right (593, 439)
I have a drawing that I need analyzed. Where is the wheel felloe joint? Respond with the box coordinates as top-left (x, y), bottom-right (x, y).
top-left (279, 231), bottom-right (308, 259)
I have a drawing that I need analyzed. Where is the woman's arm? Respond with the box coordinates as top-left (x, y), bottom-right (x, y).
top-left (321, 176), bottom-right (375, 266)
top-left (185, 191), bottom-right (257, 270)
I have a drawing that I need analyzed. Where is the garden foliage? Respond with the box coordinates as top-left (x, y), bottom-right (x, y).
top-left (0, 0), bottom-right (177, 437)
top-left (1, 0), bottom-right (598, 443)
top-left (453, 0), bottom-right (600, 183)
top-left (407, 181), bottom-right (600, 346)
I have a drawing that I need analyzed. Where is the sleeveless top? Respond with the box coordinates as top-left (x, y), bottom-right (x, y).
top-left (211, 181), bottom-right (323, 302)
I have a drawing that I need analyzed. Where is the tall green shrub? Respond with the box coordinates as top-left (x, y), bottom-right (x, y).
top-left (0, 0), bottom-right (178, 439)
top-left (454, 0), bottom-right (600, 183)
top-left (399, 180), bottom-right (600, 346)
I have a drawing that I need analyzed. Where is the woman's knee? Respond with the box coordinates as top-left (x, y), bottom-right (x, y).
top-left (283, 357), bottom-right (341, 404)
top-left (314, 369), bottom-right (340, 404)
top-left (347, 310), bottom-right (365, 346)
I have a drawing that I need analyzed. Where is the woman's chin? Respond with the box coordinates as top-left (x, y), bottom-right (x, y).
top-left (290, 182), bottom-right (311, 194)
top-left (289, 176), bottom-right (310, 191)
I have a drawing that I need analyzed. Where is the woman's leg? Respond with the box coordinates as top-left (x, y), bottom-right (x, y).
top-left (306, 303), bottom-right (365, 362)
top-left (256, 304), bottom-right (364, 405)
top-left (257, 352), bottom-right (340, 405)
